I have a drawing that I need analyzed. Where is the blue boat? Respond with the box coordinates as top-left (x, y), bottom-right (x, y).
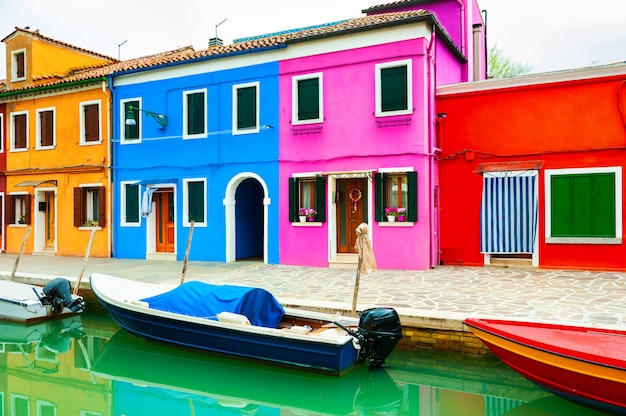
top-left (89, 273), bottom-right (402, 375)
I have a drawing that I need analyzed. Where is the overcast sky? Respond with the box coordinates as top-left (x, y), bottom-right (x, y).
top-left (1, 0), bottom-right (625, 80)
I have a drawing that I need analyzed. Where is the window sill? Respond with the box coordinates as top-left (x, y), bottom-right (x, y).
top-left (79, 226), bottom-right (102, 231)
top-left (292, 221), bottom-right (322, 227)
top-left (546, 236), bottom-right (622, 245)
top-left (10, 223), bottom-right (28, 227)
top-left (378, 221), bottom-right (414, 227)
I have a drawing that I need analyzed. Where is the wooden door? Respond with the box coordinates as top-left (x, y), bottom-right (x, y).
top-left (45, 192), bottom-right (55, 248)
top-left (336, 179), bottom-right (367, 253)
top-left (155, 190), bottom-right (175, 253)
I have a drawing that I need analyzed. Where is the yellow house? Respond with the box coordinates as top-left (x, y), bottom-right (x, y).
top-left (1, 28), bottom-right (115, 257)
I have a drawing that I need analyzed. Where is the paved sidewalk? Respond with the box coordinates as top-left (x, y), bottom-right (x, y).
top-left (1, 253), bottom-right (625, 330)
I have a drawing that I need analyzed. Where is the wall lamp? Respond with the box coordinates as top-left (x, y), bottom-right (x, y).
top-left (125, 105), bottom-right (168, 129)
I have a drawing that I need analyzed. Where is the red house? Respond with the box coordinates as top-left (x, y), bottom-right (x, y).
top-left (437, 63), bottom-right (626, 271)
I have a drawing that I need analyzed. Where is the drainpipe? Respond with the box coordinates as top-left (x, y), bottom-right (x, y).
top-left (106, 77), bottom-right (115, 257)
top-left (456, 0), bottom-right (466, 56)
top-left (427, 26), bottom-right (438, 269)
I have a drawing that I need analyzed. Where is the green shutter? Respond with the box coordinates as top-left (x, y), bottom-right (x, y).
top-left (591, 173), bottom-right (615, 237)
top-left (374, 173), bottom-right (385, 222)
top-left (407, 171), bottom-right (417, 222)
top-left (125, 184), bottom-right (139, 223)
top-left (315, 176), bottom-right (326, 222)
top-left (188, 181), bottom-right (205, 223)
top-left (381, 66), bottom-right (408, 112)
top-left (237, 86), bottom-right (256, 129)
top-left (298, 78), bottom-right (319, 120)
top-left (551, 173), bottom-right (615, 237)
top-left (187, 92), bottom-right (205, 135)
top-left (289, 178), bottom-right (299, 222)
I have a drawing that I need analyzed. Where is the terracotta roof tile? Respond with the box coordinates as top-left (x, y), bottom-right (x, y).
top-left (1, 11), bottom-right (431, 95)
top-left (3, 27), bottom-right (117, 62)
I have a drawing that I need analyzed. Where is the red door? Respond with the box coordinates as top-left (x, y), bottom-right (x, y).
top-left (155, 189), bottom-right (174, 253)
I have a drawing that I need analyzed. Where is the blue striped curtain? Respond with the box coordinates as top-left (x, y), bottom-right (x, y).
top-left (480, 174), bottom-right (538, 253)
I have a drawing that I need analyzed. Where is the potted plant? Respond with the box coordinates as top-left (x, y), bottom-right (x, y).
top-left (385, 207), bottom-right (398, 222)
top-left (298, 208), bottom-right (308, 222)
top-left (305, 208), bottom-right (317, 221)
top-left (397, 207), bottom-right (406, 222)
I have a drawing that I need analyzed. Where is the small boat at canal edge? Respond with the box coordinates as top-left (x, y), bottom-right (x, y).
top-left (92, 329), bottom-right (403, 415)
top-left (89, 272), bottom-right (402, 375)
top-left (0, 278), bottom-right (85, 323)
top-left (464, 317), bottom-right (626, 415)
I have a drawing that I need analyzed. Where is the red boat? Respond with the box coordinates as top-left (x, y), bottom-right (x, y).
top-left (464, 317), bottom-right (626, 415)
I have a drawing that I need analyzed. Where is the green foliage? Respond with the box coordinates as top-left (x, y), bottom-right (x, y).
top-left (487, 44), bottom-right (532, 78)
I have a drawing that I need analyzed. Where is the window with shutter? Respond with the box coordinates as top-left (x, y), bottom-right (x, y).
top-left (122, 100), bottom-right (140, 141)
top-left (183, 178), bottom-right (206, 226)
top-left (83, 103), bottom-right (100, 143)
top-left (550, 172), bottom-right (616, 238)
top-left (233, 82), bottom-right (259, 134)
top-left (375, 60), bottom-right (412, 117)
top-left (123, 183), bottom-right (140, 224)
top-left (375, 171), bottom-right (417, 222)
top-left (288, 176), bottom-right (326, 222)
top-left (12, 112), bottom-right (28, 150)
top-left (12, 50), bottom-right (26, 80)
top-left (38, 109), bottom-right (54, 148)
top-left (74, 186), bottom-right (106, 227)
top-left (184, 89), bottom-right (206, 138)
top-left (292, 73), bottom-right (323, 125)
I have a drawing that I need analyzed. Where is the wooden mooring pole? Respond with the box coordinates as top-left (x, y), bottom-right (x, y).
top-left (10, 227), bottom-right (32, 281)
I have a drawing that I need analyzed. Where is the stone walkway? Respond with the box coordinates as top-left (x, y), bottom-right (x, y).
top-left (2, 253), bottom-right (625, 330)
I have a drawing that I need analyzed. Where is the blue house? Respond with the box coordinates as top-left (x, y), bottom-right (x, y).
top-left (109, 45), bottom-right (280, 263)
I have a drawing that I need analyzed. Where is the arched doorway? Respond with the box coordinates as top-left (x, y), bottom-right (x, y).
top-left (235, 178), bottom-right (264, 260)
top-left (224, 173), bottom-right (270, 264)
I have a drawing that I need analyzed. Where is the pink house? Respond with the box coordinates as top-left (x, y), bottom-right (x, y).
top-left (278, 0), bottom-right (485, 270)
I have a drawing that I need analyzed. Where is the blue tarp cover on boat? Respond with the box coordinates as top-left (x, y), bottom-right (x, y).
top-left (140, 282), bottom-right (285, 328)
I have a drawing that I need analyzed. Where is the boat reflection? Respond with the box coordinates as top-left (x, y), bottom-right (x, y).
top-left (92, 330), bottom-right (403, 415)
top-left (1, 316), bottom-right (84, 373)
top-left (505, 396), bottom-right (606, 416)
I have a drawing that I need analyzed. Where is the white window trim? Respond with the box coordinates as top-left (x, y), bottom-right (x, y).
top-left (121, 180), bottom-right (141, 227)
top-left (8, 191), bottom-right (27, 227)
top-left (183, 178), bottom-right (207, 227)
top-left (10, 110), bottom-right (28, 152)
top-left (35, 107), bottom-right (56, 150)
top-left (120, 98), bottom-right (142, 144)
top-left (183, 88), bottom-right (208, 139)
top-left (232, 81), bottom-right (260, 135)
top-left (37, 399), bottom-right (56, 416)
top-left (545, 166), bottom-right (622, 244)
top-left (11, 48), bottom-right (26, 81)
top-left (80, 99), bottom-right (102, 145)
top-left (375, 59), bottom-right (413, 117)
top-left (291, 72), bottom-right (324, 125)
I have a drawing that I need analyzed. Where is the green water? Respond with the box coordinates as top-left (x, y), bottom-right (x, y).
top-left (0, 313), bottom-right (604, 416)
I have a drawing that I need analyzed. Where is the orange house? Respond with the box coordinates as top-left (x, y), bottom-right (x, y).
top-left (437, 63), bottom-right (626, 271)
top-left (1, 28), bottom-right (115, 257)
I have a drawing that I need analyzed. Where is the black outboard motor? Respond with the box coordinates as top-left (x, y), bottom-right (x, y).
top-left (41, 278), bottom-right (85, 314)
top-left (356, 307), bottom-right (403, 368)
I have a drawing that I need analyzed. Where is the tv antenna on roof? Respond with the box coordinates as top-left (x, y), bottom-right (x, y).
top-left (117, 40), bottom-right (127, 60)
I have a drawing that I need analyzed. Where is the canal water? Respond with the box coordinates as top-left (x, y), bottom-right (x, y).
top-left (1, 312), bottom-right (604, 416)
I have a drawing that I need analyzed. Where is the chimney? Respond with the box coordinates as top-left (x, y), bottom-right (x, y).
top-left (208, 37), bottom-right (223, 48)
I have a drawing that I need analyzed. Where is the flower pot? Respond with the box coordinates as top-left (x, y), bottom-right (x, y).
top-left (387, 215), bottom-right (395, 223)
top-left (308, 217), bottom-right (315, 222)
top-left (299, 216), bottom-right (306, 223)
top-left (397, 215), bottom-right (405, 222)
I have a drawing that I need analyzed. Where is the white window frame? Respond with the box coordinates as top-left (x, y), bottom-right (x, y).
top-left (11, 394), bottom-right (29, 416)
top-left (78, 183), bottom-right (104, 229)
top-left (545, 166), bottom-right (622, 244)
top-left (80, 99), bottom-right (102, 145)
top-left (183, 88), bottom-right (207, 139)
top-left (120, 98), bottom-right (142, 144)
top-left (292, 72), bottom-right (324, 125)
top-left (9, 191), bottom-right (28, 225)
top-left (36, 107), bottom-right (56, 150)
top-left (375, 59), bottom-right (413, 117)
top-left (11, 48), bottom-right (26, 81)
top-left (37, 399), bottom-right (56, 416)
top-left (182, 178), bottom-right (207, 227)
top-left (232, 81), bottom-right (260, 135)
top-left (10, 110), bottom-right (29, 152)
top-left (121, 180), bottom-right (141, 227)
